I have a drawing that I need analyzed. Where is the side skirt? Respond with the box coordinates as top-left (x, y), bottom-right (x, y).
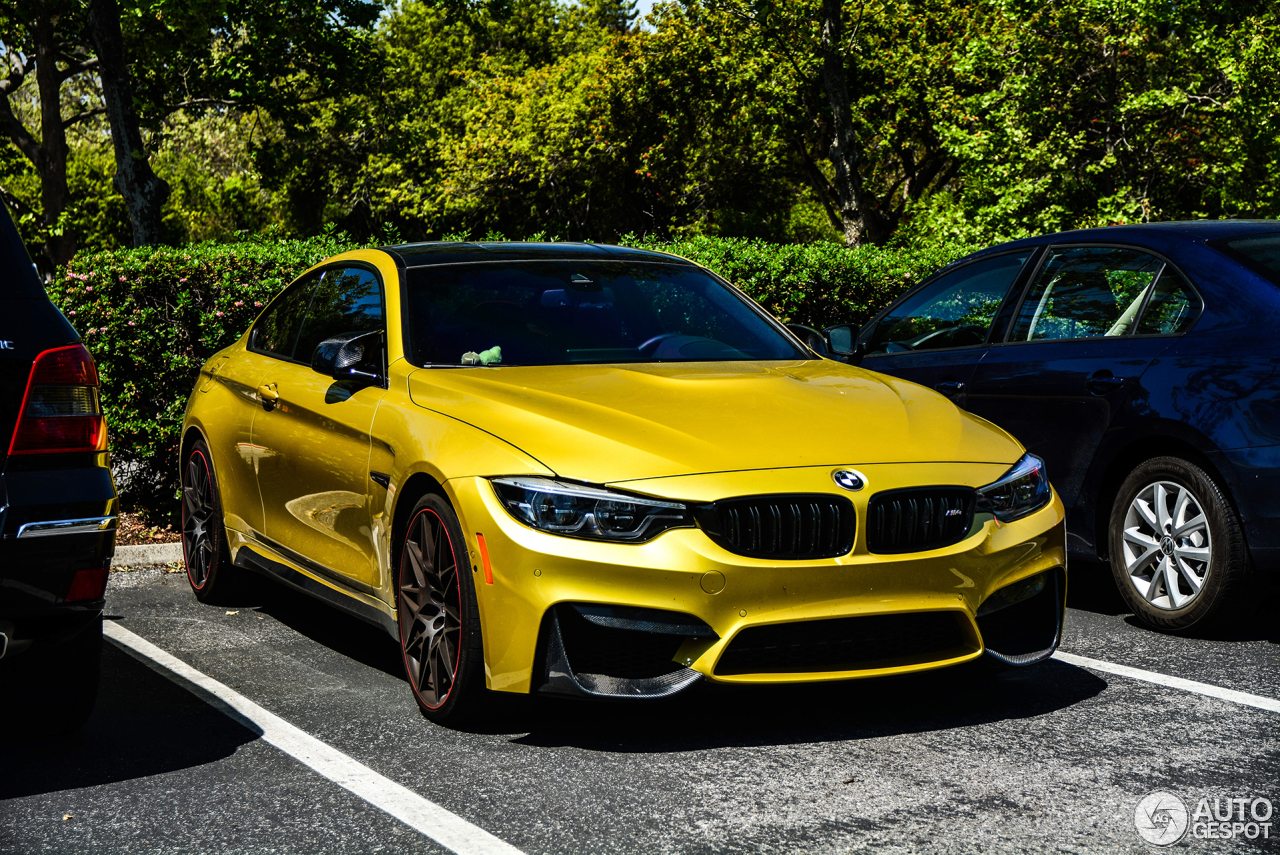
top-left (233, 544), bottom-right (398, 638)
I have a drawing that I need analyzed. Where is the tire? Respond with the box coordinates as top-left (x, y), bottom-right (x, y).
top-left (396, 493), bottom-right (487, 724)
top-left (181, 438), bottom-right (240, 604)
top-left (1108, 456), bottom-right (1254, 633)
top-left (0, 615), bottom-right (103, 737)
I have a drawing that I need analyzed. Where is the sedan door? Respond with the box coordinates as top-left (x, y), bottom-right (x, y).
top-left (250, 266), bottom-right (389, 590)
top-left (855, 250), bottom-right (1035, 407)
top-left (965, 245), bottom-right (1200, 509)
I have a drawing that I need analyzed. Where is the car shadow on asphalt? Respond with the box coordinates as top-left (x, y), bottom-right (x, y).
top-left (503, 658), bottom-right (1109, 753)
top-left (1063, 560), bottom-right (1129, 616)
top-left (0, 643), bottom-right (259, 800)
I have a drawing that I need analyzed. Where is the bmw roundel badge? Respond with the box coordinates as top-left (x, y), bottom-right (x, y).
top-left (832, 469), bottom-right (866, 491)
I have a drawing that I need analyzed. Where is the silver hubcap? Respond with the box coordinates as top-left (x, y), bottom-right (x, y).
top-left (1122, 480), bottom-right (1211, 610)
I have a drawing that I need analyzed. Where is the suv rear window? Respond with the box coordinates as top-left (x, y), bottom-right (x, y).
top-left (1210, 231), bottom-right (1280, 286)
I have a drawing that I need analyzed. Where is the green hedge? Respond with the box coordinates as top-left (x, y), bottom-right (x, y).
top-left (49, 234), bottom-right (972, 519)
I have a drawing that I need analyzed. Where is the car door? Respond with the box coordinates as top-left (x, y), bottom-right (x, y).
top-left (965, 245), bottom-right (1198, 509)
top-left (855, 250), bottom-right (1035, 407)
top-left (205, 272), bottom-right (322, 538)
top-left (250, 265), bottom-right (389, 590)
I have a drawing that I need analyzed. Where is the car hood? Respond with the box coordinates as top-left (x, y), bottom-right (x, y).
top-left (406, 360), bottom-right (1022, 484)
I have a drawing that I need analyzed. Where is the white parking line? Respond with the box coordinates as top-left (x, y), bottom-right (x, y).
top-left (104, 622), bottom-right (527, 855)
top-left (1054, 650), bottom-right (1280, 714)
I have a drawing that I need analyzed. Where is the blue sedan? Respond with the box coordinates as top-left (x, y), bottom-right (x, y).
top-left (823, 221), bottom-right (1280, 632)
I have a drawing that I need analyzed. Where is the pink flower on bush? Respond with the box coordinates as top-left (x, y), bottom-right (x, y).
top-left (128, 321), bottom-right (136, 327)
top-left (118, 275), bottom-right (126, 282)
top-left (68, 310), bottom-right (76, 316)
top-left (85, 286), bottom-right (93, 292)
top-left (99, 327), bottom-right (107, 333)
top-left (180, 277), bottom-right (188, 284)
top-left (215, 311), bottom-right (225, 318)
top-left (254, 301), bottom-right (263, 307)
top-left (234, 300), bottom-right (244, 307)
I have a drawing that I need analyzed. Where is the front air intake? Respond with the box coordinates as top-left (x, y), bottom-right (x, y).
top-left (865, 487), bottom-right (975, 554)
top-left (693, 494), bottom-right (854, 560)
top-left (714, 611), bottom-right (973, 675)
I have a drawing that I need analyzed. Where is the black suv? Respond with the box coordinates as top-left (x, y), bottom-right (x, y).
top-left (0, 204), bottom-right (116, 734)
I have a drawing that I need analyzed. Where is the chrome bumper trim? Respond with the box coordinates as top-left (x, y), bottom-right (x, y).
top-left (15, 516), bottom-right (117, 538)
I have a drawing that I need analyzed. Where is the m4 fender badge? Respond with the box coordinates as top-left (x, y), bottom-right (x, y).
top-left (831, 469), bottom-right (867, 491)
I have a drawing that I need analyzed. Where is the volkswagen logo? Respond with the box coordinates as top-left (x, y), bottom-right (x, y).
top-left (832, 469), bottom-right (866, 491)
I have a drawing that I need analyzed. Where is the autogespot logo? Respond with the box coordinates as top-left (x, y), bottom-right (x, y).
top-left (1135, 792), bottom-right (1275, 844)
top-left (831, 469), bottom-right (866, 491)
top-left (1135, 792), bottom-right (1189, 845)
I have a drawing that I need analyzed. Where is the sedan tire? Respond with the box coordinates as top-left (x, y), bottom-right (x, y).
top-left (397, 493), bottom-right (487, 724)
top-left (1109, 456), bottom-right (1254, 632)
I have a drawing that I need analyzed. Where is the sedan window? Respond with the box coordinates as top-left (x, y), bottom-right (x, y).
top-left (1011, 247), bottom-right (1162, 342)
top-left (1137, 268), bottom-right (1202, 335)
top-left (865, 252), bottom-right (1030, 354)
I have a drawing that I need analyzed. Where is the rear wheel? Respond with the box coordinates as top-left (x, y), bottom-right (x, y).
top-left (397, 494), bottom-right (487, 723)
top-left (182, 438), bottom-right (239, 604)
top-left (1109, 456), bottom-right (1253, 632)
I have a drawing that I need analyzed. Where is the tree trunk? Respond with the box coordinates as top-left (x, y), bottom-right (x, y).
top-left (819, 0), bottom-right (889, 246)
top-left (87, 0), bottom-right (170, 247)
top-left (33, 10), bottom-right (75, 270)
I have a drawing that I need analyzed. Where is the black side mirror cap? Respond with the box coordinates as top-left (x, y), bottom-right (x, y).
top-left (312, 330), bottom-right (384, 382)
top-left (785, 323), bottom-right (828, 357)
top-left (823, 324), bottom-right (866, 365)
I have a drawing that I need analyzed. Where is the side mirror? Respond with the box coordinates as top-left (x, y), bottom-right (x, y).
top-left (785, 323), bottom-right (828, 357)
top-left (312, 330), bottom-right (384, 382)
top-left (823, 324), bottom-right (866, 365)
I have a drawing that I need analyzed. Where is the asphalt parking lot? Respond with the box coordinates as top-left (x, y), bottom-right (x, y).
top-left (2, 564), bottom-right (1277, 855)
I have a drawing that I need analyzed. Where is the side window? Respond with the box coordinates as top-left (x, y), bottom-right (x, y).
top-left (1137, 268), bottom-right (1202, 335)
top-left (1011, 247), bottom-right (1161, 342)
top-left (866, 252), bottom-right (1030, 354)
top-left (251, 273), bottom-right (321, 360)
top-left (292, 267), bottom-right (385, 365)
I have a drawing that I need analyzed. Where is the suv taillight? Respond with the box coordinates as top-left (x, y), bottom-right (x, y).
top-left (8, 344), bottom-right (106, 455)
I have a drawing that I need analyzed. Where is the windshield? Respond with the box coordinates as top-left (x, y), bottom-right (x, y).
top-left (404, 261), bottom-right (806, 367)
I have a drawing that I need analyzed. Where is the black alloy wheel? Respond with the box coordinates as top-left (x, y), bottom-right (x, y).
top-left (1109, 455), bottom-right (1255, 633)
top-left (181, 438), bottom-right (237, 603)
top-left (397, 493), bottom-right (485, 722)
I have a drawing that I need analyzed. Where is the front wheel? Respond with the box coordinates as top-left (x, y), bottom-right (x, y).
top-left (1109, 456), bottom-right (1254, 633)
top-left (397, 494), bottom-right (487, 723)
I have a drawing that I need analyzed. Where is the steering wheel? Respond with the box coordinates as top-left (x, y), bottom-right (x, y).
top-left (639, 332), bottom-right (681, 356)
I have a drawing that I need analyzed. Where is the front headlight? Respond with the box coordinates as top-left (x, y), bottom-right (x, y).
top-left (490, 476), bottom-right (693, 542)
top-left (976, 453), bottom-right (1051, 522)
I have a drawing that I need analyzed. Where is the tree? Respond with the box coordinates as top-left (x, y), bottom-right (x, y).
top-left (0, 0), bottom-right (384, 266)
top-left (0, 1), bottom-right (102, 269)
top-left (87, 0), bottom-right (169, 247)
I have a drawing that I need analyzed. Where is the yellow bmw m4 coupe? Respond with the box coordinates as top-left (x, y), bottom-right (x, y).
top-left (181, 242), bottom-right (1066, 723)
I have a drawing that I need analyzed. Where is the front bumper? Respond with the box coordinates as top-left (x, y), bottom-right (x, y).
top-left (446, 462), bottom-right (1067, 696)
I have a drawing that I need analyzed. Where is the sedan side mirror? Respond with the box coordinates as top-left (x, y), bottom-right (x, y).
top-left (823, 324), bottom-right (867, 365)
top-left (785, 323), bottom-right (828, 357)
top-left (312, 330), bottom-right (384, 383)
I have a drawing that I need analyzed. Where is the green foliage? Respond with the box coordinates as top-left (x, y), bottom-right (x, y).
top-left (49, 232), bottom-right (366, 516)
top-left (50, 234), bottom-right (968, 518)
top-left (627, 234), bottom-right (971, 328)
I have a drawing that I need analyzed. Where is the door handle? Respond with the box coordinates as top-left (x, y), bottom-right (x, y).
top-left (934, 381), bottom-right (965, 396)
top-left (257, 383), bottom-right (279, 409)
top-left (1086, 372), bottom-right (1126, 395)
